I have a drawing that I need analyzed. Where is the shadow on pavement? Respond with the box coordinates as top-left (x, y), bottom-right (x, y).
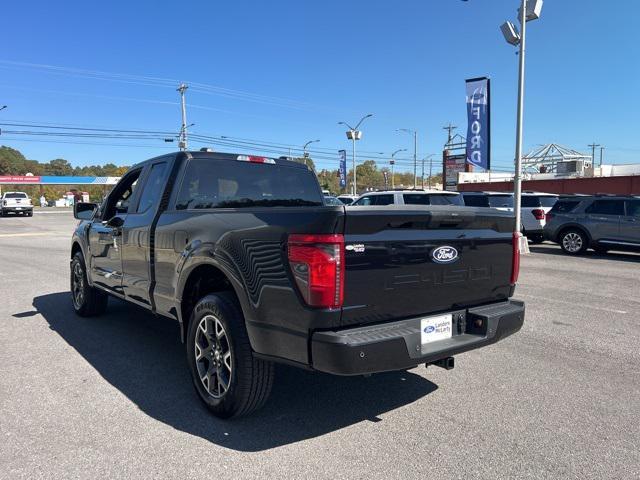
top-left (29, 292), bottom-right (437, 452)
top-left (529, 244), bottom-right (640, 263)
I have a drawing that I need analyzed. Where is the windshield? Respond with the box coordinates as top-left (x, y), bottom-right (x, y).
top-left (324, 196), bottom-right (343, 206)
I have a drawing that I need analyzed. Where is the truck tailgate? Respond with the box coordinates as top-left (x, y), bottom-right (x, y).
top-left (342, 206), bottom-right (515, 327)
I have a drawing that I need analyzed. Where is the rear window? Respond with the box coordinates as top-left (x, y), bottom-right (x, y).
top-left (462, 194), bottom-right (489, 207)
top-left (488, 195), bottom-right (514, 208)
top-left (585, 199), bottom-right (625, 216)
top-left (175, 159), bottom-right (322, 209)
top-left (5, 193), bottom-right (28, 199)
top-left (551, 200), bottom-right (580, 213)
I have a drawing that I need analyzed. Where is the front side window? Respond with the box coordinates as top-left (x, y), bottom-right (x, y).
top-left (175, 159), bottom-right (322, 210)
top-left (372, 194), bottom-right (394, 205)
top-left (586, 200), bottom-right (625, 216)
top-left (625, 200), bottom-right (640, 217)
top-left (102, 169), bottom-right (142, 219)
top-left (136, 162), bottom-right (167, 213)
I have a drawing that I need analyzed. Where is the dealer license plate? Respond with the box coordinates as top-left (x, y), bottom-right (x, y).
top-left (15, 207), bottom-right (22, 210)
top-left (421, 314), bottom-right (453, 345)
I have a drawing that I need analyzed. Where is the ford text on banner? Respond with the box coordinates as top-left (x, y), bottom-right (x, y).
top-left (338, 150), bottom-right (347, 188)
top-left (465, 77), bottom-right (491, 170)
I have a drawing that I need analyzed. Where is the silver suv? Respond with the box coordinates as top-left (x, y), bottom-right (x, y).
top-left (352, 189), bottom-right (463, 206)
top-left (544, 196), bottom-right (640, 255)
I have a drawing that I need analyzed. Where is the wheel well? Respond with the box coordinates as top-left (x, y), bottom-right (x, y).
top-left (180, 264), bottom-right (236, 342)
top-left (71, 242), bottom-right (82, 259)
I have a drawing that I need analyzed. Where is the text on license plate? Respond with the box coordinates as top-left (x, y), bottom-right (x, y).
top-left (421, 314), bottom-right (453, 345)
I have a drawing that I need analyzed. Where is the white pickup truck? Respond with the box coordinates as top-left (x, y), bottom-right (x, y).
top-left (1, 192), bottom-right (33, 217)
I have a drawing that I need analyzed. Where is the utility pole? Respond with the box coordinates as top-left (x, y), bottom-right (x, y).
top-left (588, 142), bottom-right (601, 169)
top-left (443, 123), bottom-right (457, 145)
top-left (177, 83), bottom-right (189, 151)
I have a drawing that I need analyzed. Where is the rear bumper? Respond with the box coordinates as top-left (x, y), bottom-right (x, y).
top-left (2, 206), bottom-right (32, 212)
top-left (311, 300), bottom-right (525, 375)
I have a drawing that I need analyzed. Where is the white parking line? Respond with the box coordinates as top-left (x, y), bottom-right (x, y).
top-left (517, 293), bottom-right (628, 314)
top-left (0, 232), bottom-right (57, 238)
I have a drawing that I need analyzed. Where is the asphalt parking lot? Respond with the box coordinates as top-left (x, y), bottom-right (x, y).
top-left (1, 212), bottom-right (638, 480)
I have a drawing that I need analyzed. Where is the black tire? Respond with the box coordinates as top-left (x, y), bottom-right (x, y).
top-left (559, 229), bottom-right (588, 255)
top-left (186, 292), bottom-right (274, 418)
top-left (529, 234), bottom-right (545, 244)
top-left (70, 251), bottom-right (108, 316)
top-left (26, 212), bottom-right (33, 217)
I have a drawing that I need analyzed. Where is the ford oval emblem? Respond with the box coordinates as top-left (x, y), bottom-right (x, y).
top-left (431, 246), bottom-right (459, 264)
top-left (424, 325), bottom-right (435, 333)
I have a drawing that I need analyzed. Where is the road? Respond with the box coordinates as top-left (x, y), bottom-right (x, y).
top-left (1, 212), bottom-right (638, 479)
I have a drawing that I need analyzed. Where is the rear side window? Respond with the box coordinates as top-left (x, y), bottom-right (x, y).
top-left (585, 200), bottom-right (625, 215)
top-left (462, 194), bottom-right (489, 207)
top-left (403, 194), bottom-right (430, 205)
top-left (551, 200), bottom-right (580, 213)
top-left (521, 196), bottom-right (540, 208)
top-left (430, 194), bottom-right (463, 206)
top-left (175, 159), bottom-right (322, 209)
top-left (488, 195), bottom-right (514, 208)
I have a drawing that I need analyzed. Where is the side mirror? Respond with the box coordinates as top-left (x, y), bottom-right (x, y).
top-left (74, 202), bottom-right (98, 220)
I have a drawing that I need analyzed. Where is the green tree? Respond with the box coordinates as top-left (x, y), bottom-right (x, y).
top-left (45, 158), bottom-right (73, 176)
top-left (0, 146), bottom-right (28, 175)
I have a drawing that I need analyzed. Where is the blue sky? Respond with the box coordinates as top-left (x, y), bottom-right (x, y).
top-left (1, 0), bottom-right (638, 172)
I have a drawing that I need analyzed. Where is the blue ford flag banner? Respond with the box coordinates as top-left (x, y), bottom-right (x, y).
top-left (465, 77), bottom-right (491, 170)
top-left (338, 150), bottom-right (347, 188)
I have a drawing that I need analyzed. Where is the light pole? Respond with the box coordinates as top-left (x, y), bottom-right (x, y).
top-left (422, 154), bottom-right (436, 189)
top-left (390, 148), bottom-right (407, 189)
top-left (500, 0), bottom-right (543, 242)
top-left (338, 114), bottom-right (373, 196)
top-left (397, 128), bottom-right (418, 188)
top-left (302, 139), bottom-right (320, 167)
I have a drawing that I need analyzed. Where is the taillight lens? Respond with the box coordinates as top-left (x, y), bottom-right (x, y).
top-left (511, 231), bottom-right (521, 285)
top-left (287, 234), bottom-right (344, 309)
top-left (532, 209), bottom-right (545, 220)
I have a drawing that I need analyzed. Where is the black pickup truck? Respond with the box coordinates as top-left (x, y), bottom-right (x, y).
top-left (70, 151), bottom-right (524, 418)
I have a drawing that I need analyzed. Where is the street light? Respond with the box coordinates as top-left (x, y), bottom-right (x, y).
top-left (397, 128), bottom-right (418, 188)
top-left (390, 148), bottom-right (407, 189)
top-left (500, 0), bottom-right (543, 247)
top-left (422, 154), bottom-right (436, 189)
top-left (338, 114), bottom-right (373, 195)
top-left (302, 139), bottom-right (320, 166)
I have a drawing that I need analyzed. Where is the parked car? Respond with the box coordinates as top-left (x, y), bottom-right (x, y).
top-left (461, 191), bottom-right (514, 211)
top-left (352, 189), bottom-right (464, 206)
top-left (544, 195), bottom-right (640, 255)
top-left (1, 192), bottom-right (33, 216)
top-left (520, 192), bottom-right (558, 243)
top-left (337, 194), bottom-right (358, 205)
top-left (70, 151), bottom-right (524, 418)
top-left (323, 195), bottom-right (344, 206)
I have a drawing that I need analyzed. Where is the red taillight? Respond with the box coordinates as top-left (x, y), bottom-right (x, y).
top-left (237, 155), bottom-right (275, 164)
top-left (287, 234), bottom-right (344, 309)
top-left (511, 231), bottom-right (521, 285)
top-left (532, 209), bottom-right (545, 220)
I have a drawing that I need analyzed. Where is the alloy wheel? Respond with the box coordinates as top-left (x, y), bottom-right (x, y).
top-left (562, 232), bottom-right (583, 253)
top-left (72, 262), bottom-right (85, 308)
top-left (195, 314), bottom-right (233, 399)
